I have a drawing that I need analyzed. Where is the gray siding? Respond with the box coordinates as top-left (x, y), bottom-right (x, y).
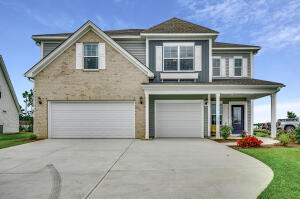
top-left (116, 42), bottom-right (146, 64)
top-left (43, 42), bottom-right (61, 57)
top-left (0, 66), bottom-right (19, 133)
top-left (212, 53), bottom-right (251, 78)
top-left (149, 40), bottom-right (210, 82)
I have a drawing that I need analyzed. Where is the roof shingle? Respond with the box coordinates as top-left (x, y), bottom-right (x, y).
top-left (142, 17), bottom-right (219, 34)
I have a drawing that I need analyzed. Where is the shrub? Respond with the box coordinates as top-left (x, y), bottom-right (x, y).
top-left (19, 126), bottom-right (25, 132)
top-left (295, 127), bottom-right (300, 143)
top-left (277, 129), bottom-right (286, 137)
top-left (237, 136), bottom-right (263, 148)
top-left (29, 134), bottom-right (37, 140)
top-left (278, 134), bottom-right (290, 146)
top-left (240, 130), bottom-right (248, 138)
top-left (286, 132), bottom-right (296, 142)
top-left (254, 128), bottom-right (271, 135)
top-left (221, 125), bottom-right (233, 139)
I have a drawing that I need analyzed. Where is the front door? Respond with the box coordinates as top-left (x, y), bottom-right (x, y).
top-left (232, 105), bottom-right (244, 134)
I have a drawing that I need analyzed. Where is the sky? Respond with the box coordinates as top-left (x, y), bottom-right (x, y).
top-left (0, 0), bottom-right (299, 123)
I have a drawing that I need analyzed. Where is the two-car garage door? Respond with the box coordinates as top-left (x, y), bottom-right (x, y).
top-left (48, 101), bottom-right (135, 138)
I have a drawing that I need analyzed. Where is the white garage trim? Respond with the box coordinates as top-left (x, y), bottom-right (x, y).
top-left (48, 101), bottom-right (135, 138)
top-left (154, 100), bottom-right (204, 138)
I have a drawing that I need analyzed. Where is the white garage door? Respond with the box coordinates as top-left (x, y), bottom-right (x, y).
top-left (155, 100), bottom-right (204, 138)
top-left (48, 101), bottom-right (135, 138)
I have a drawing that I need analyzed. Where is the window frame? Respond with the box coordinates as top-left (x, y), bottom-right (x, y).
top-left (83, 43), bottom-right (99, 70)
top-left (162, 42), bottom-right (195, 72)
top-left (212, 56), bottom-right (221, 77)
top-left (233, 57), bottom-right (243, 77)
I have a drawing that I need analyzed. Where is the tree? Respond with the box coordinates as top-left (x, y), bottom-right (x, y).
top-left (287, 111), bottom-right (297, 119)
top-left (22, 89), bottom-right (34, 116)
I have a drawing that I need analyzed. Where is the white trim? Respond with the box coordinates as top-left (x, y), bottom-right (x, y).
top-left (207, 94), bottom-right (211, 137)
top-left (271, 93), bottom-right (277, 138)
top-left (216, 93), bottom-right (220, 139)
top-left (209, 38), bottom-right (212, 82)
top-left (25, 21), bottom-right (154, 78)
top-left (228, 101), bottom-right (248, 134)
top-left (147, 37), bottom-right (211, 41)
top-left (160, 73), bottom-right (198, 80)
top-left (154, 100), bottom-right (204, 138)
top-left (48, 101), bottom-right (52, 138)
top-left (163, 42), bottom-right (194, 46)
top-left (146, 37), bottom-right (149, 67)
top-left (162, 44), bottom-right (195, 72)
top-left (145, 93), bottom-right (149, 139)
top-left (142, 84), bottom-right (282, 95)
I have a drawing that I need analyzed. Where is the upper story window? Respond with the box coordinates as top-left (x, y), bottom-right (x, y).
top-left (234, 58), bottom-right (242, 76)
top-left (163, 43), bottom-right (194, 71)
top-left (213, 58), bottom-right (221, 76)
top-left (84, 44), bottom-right (98, 69)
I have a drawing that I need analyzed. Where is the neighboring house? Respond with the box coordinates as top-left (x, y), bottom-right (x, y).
top-left (0, 55), bottom-right (20, 134)
top-left (25, 18), bottom-right (284, 139)
top-left (19, 120), bottom-right (30, 131)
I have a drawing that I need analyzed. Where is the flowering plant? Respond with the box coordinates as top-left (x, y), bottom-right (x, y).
top-left (237, 136), bottom-right (263, 148)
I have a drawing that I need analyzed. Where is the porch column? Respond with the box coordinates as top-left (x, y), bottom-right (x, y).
top-left (145, 92), bottom-right (149, 139)
top-left (271, 93), bottom-right (277, 138)
top-left (207, 94), bottom-right (211, 137)
top-left (216, 93), bottom-right (221, 139)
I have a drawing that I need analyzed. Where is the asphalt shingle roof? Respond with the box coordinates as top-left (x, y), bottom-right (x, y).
top-left (142, 17), bottom-right (219, 34)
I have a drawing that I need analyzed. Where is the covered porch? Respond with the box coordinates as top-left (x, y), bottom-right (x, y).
top-left (142, 79), bottom-right (284, 139)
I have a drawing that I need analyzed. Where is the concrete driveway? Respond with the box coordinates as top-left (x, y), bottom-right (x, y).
top-left (0, 139), bottom-right (273, 199)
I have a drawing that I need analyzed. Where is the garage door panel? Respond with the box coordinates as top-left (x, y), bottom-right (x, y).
top-left (155, 101), bottom-right (204, 138)
top-left (49, 102), bottom-right (135, 138)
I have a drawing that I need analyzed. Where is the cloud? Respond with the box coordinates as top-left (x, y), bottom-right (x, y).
top-left (95, 15), bottom-right (137, 30)
top-left (254, 99), bottom-right (300, 123)
top-left (177, 0), bottom-right (300, 51)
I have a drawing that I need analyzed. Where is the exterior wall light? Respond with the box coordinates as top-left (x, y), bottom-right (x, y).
top-left (139, 96), bottom-right (143, 104)
top-left (204, 98), bottom-right (208, 106)
top-left (38, 97), bottom-right (42, 104)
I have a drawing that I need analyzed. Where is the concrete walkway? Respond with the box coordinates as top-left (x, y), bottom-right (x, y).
top-left (0, 139), bottom-right (273, 199)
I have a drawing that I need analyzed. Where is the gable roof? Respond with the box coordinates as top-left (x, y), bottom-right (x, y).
top-left (0, 55), bottom-right (21, 112)
top-left (25, 21), bottom-right (154, 78)
top-left (141, 17), bottom-right (219, 34)
top-left (32, 29), bottom-right (146, 42)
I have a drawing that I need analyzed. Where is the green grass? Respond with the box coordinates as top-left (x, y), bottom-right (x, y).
top-left (0, 132), bottom-right (35, 149)
top-left (238, 147), bottom-right (300, 199)
top-left (254, 132), bottom-right (271, 138)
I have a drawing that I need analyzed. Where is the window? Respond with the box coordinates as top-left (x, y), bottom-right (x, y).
top-left (163, 44), bottom-right (194, 71)
top-left (84, 44), bottom-right (98, 69)
top-left (234, 58), bottom-right (242, 76)
top-left (211, 104), bottom-right (223, 125)
top-left (213, 58), bottom-right (221, 76)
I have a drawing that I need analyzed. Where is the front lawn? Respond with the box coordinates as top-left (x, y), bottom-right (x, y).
top-left (0, 132), bottom-right (36, 149)
top-left (238, 147), bottom-right (300, 199)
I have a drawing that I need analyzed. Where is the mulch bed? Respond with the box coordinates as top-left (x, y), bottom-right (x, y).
top-left (211, 139), bottom-right (240, 143)
top-left (229, 143), bottom-right (300, 149)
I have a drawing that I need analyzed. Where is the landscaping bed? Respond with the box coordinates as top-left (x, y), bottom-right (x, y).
top-left (0, 132), bottom-right (41, 149)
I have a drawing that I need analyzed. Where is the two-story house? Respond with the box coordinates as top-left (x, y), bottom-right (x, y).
top-left (0, 55), bottom-right (20, 134)
top-left (25, 18), bottom-right (284, 139)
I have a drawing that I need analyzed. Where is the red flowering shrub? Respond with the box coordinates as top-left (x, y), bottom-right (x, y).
top-left (237, 136), bottom-right (263, 148)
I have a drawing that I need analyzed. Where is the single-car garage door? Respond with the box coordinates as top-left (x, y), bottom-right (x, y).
top-left (48, 101), bottom-right (135, 138)
top-left (155, 100), bottom-right (204, 138)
